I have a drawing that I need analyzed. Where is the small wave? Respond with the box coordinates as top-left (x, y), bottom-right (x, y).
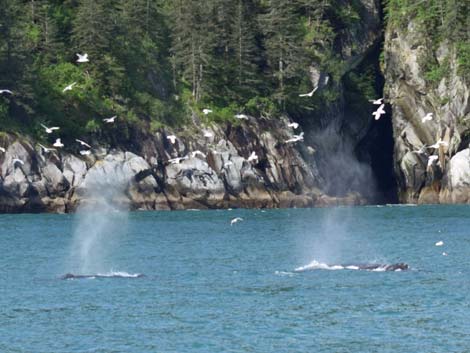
top-left (294, 260), bottom-right (345, 272)
top-left (274, 270), bottom-right (296, 277)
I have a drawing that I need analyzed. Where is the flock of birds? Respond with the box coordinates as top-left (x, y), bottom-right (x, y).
top-left (1, 59), bottom-right (452, 237)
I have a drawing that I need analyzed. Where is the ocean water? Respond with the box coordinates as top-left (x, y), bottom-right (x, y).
top-left (0, 205), bottom-right (469, 353)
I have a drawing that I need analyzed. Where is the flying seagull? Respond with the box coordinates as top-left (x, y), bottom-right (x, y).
top-left (202, 109), bottom-right (212, 115)
top-left (372, 104), bottom-right (386, 120)
top-left (191, 150), bottom-right (206, 159)
top-left (369, 98), bottom-right (384, 105)
top-left (435, 240), bottom-right (444, 247)
top-left (422, 113), bottom-right (433, 122)
top-left (167, 135), bottom-right (177, 144)
top-left (75, 139), bottom-right (91, 148)
top-left (0, 89), bottom-right (13, 95)
top-left (76, 53), bottom-right (89, 63)
top-left (40, 124), bottom-right (60, 134)
top-left (103, 116), bottom-right (117, 123)
top-left (0, 147), bottom-right (5, 153)
top-left (53, 138), bottom-right (64, 148)
top-left (247, 151), bottom-right (258, 162)
top-left (38, 144), bottom-right (56, 153)
top-left (230, 217), bottom-right (243, 226)
top-left (428, 140), bottom-right (448, 149)
top-left (12, 158), bottom-right (24, 166)
top-left (168, 156), bottom-right (187, 164)
top-left (288, 122), bottom-right (299, 129)
top-left (299, 88), bottom-right (317, 97)
top-left (234, 114), bottom-right (249, 120)
top-left (285, 132), bottom-right (304, 144)
top-left (63, 82), bottom-right (77, 92)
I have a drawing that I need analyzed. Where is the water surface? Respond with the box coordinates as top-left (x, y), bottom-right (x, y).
top-left (1, 205), bottom-right (469, 352)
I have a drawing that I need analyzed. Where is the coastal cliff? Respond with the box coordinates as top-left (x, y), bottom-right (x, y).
top-left (384, 1), bottom-right (470, 204)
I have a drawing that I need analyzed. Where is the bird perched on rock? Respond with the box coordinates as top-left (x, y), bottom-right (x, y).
top-left (422, 113), bottom-right (433, 122)
top-left (80, 150), bottom-right (91, 156)
top-left (76, 53), bottom-right (89, 63)
top-left (53, 138), bottom-right (64, 148)
top-left (247, 151), bottom-right (258, 162)
top-left (428, 139), bottom-right (448, 149)
top-left (0, 147), bottom-right (5, 153)
top-left (203, 130), bottom-right (213, 138)
top-left (427, 155), bottom-right (438, 168)
top-left (234, 114), bottom-right (248, 120)
top-left (372, 104), bottom-right (386, 120)
top-left (167, 135), bottom-right (177, 144)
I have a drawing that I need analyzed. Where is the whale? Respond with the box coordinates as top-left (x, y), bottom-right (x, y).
top-left (342, 263), bottom-right (409, 271)
top-left (61, 273), bottom-right (145, 280)
top-left (294, 261), bottom-right (409, 272)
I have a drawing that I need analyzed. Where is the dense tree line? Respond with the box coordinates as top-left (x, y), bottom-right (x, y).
top-left (1, 1), bottom-right (467, 142)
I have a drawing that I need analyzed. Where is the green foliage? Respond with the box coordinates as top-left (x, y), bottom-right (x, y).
top-left (457, 42), bottom-right (470, 81)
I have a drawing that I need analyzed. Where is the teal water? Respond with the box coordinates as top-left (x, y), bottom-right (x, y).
top-left (1, 205), bottom-right (469, 352)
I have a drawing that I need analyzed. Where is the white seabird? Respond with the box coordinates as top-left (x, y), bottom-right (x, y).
top-left (76, 53), bottom-right (89, 63)
top-left (40, 124), bottom-right (60, 134)
top-left (103, 116), bottom-right (117, 123)
top-left (230, 217), bottom-right (243, 226)
top-left (53, 138), bottom-right (64, 148)
top-left (372, 104), bottom-right (386, 120)
top-left (62, 82), bottom-right (77, 92)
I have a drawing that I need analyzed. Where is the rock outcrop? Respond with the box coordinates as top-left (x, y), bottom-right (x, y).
top-left (384, 18), bottom-right (470, 204)
top-left (0, 117), bottom-right (366, 213)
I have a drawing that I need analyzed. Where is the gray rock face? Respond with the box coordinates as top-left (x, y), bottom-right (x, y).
top-left (384, 19), bottom-right (470, 203)
top-left (0, 113), bottom-right (355, 212)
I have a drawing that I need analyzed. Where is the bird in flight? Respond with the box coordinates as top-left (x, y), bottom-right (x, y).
top-left (53, 138), bottom-right (64, 148)
top-left (40, 124), bottom-right (60, 134)
top-left (230, 217), bottom-right (243, 226)
top-left (422, 113), bottom-right (433, 122)
top-left (299, 88), bottom-right (317, 97)
top-left (168, 156), bottom-right (187, 164)
top-left (0, 89), bottom-right (13, 95)
top-left (285, 132), bottom-right (304, 144)
top-left (103, 116), bottom-right (117, 123)
top-left (12, 158), bottom-right (24, 166)
top-left (435, 240), bottom-right (444, 247)
top-left (76, 53), bottom-right (89, 63)
top-left (234, 114), bottom-right (249, 120)
top-left (38, 144), bottom-right (56, 153)
top-left (191, 150), bottom-right (206, 159)
top-left (0, 147), bottom-right (5, 153)
top-left (63, 82), bottom-right (77, 92)
top-left (288, 122), bottom-right (299, 129)
top-left (202, 109), bottom-right (212, 115)
top-left (369, 98), bottom-right (384, 105)
top-left (372, 104), bottom-right (386, 120)
top-left (75, 139), bottom-right (91, 148)
top-left (428, 140), bottom-right (448, 149)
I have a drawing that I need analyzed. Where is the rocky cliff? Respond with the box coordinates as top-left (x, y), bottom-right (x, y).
top-left (384, 11), bottom-right (470, 204)
top-left (0, 116), bottom-right (368, 213)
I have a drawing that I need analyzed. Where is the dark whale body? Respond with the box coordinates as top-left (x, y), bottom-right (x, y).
top-left (343, 263), bottom-right (409, 271)
top-left (61, 273), bottom-right (145, 280)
